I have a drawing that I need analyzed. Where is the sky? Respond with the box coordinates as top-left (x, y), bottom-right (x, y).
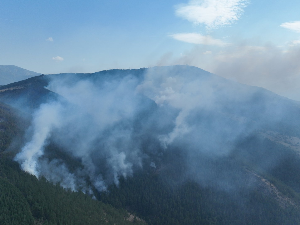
top-left (1, 0), bottom-right (300, 100)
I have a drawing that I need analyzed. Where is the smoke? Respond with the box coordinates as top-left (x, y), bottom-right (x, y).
top-left (173, 43), bottom-right (300, 101)
top-left (13, 65), bottom-right (300, 194)
top-left (137, 66), bottom-right (218, 147)
top-left (15, 102), bottom-right (63, 177)
top-left (212, 44), bottom-right (300, 100)
top-left (15, 74), bottom-right (146, 192)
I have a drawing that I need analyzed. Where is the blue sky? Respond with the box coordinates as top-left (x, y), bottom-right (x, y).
top-left (1, 0), bottom-right (300, 99)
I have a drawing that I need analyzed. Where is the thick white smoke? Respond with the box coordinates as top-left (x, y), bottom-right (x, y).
top-left (15, 74), bottom-right (145, 192)
top-left (14, 66), bottom-right (295, 193)
top-left (15, 102), bottom-right (63, 177)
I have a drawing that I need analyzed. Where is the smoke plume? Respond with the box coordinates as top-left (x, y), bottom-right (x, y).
top-left (173, 43), bottom-right (300, 101)
top-left (13, 66), bottom-right (300, 194)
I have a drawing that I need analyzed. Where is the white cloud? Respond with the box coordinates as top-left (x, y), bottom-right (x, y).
top-left (203, 50), bottom-right (212, 54)
top-left (46, 37), bottom-right (54, 42)
top-left (292, 40), bottom-right (300, 45)
top-left (280, 21), bottom-right (300, 33)
top-left (52, 56), bottom-right (64, 62)
top-left (170, 33), bottom-right (228, 46)
top-left (175, 0), bottom-right (249, 29)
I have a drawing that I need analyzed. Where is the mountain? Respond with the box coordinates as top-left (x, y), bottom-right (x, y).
top-left (2, 65), bottom-right (300, 224)
top-left (0, 102), bottom-right (146, 225)
top-left (0, 65), bottom-right (40, 86)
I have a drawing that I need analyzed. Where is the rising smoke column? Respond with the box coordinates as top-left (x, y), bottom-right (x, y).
top-left (14, 102), bottom-right (63, 177)
top-left (14, 73), bottom-right (149, 192)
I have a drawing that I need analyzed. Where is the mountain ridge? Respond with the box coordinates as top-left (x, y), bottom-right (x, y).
top-left (2, 65), bottom-right (300, 224)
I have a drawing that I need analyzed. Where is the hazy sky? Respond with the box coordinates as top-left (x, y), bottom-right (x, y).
top-left (1, 0), bottom-right (300, 99)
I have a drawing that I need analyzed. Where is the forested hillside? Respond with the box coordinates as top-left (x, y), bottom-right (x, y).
top-left (0, 102), bottom-right (145, 225)
top-left (2, 66), bottom-right (300, 224)
top-left (99, 137), bottom-right (300, 225)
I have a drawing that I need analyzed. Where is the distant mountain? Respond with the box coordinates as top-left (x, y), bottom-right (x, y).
top-left (0, 65), bottom-right (40, 85)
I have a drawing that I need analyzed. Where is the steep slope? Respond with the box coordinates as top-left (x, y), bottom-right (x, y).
top-left (0, 65), bottom-right (40, 86)
top-left (0, 156), bottom-right (146, 225)
top-left (0, 102), bottom-right (146, 225)
top-left (0, 75), bottom-right (57, 111)
top-left (2, 65), bottom-right (300, 224)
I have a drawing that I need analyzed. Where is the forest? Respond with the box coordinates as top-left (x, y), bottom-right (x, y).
top-left (2, 67), bottom-right (300, 224)
top-left (0, 102), bottom-right (145, 225)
